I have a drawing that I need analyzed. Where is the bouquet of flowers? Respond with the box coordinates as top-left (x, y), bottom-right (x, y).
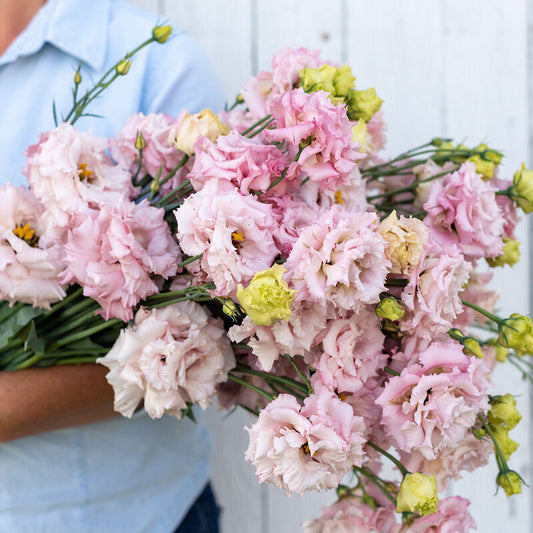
top-left (1, 27), bottom-right (532, 532)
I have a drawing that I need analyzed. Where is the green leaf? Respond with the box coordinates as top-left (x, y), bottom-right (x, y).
top-left (183, 403), bottom-right (197, 424)
top-left (0, 305), bottom-right (45, 349)
top-left (20, 321), bottom-right (45, 355)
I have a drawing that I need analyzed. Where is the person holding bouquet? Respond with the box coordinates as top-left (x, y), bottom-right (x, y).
top-left (0, 0), bottom-right (223, 531)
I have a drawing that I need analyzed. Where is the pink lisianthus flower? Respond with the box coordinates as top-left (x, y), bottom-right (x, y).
top-left (228, 300), bottom-right (331, 372)
top-left (285, 207), bottom-right (390, 312)
top-left (60, 200), bottom-right (180, 322)
top-left (302, 498), bottom-right (399, 533)
top-left (188, 131), bottom-right (290, 194)
top-left (313, 307), bottom-right (387, 394)
top-left (404, 496), bottom-right (476, 532)
top-left (270, 195), bottom-right (321, 257)
top-left (241, 47), bottom-right (322, 118)
top-left (24, 123), bottom-right (135, 228)
top-left (110, 112), bottom-right (184, 178)
top-left (98, 301), bottom-right (235, 419)
top-left (299, 167), bottom-right (369, 215)
top-left (175, 181), bottom-right (279, 298)
top-left (271, 47), bottom-right (323, 93)
top-left (376, 341), bottom-right (490, 460)
top-left (0, 184), bottom-right (66, 308)
top-left (265, 89), bottom-right (365, 191)
top-left (424, 161), bottom-right (505, 260)
top-left (245, 390), bottom-right (366, 495)
top-left (366, 110), bottom-right (387, 158)
top-left (400, 244), bottom-right (471, 339)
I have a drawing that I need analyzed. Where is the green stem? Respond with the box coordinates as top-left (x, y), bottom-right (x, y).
top-left (282, 354), bottom-right (313, 395)
top-left (175, 254), bottom-right (203, 269)
top-left (49, 319), bottom-right (122, 350)
top-left (227, 373), bottom-right (275, 401)
top-left (461, 299), bottom-right (503, 324)
top-left (155, 179), bottom-right (192, 206)
top-left (247, 118), bottom-right (275, 138)
top-left (367, 441), bottom-right (409, 476)
top-left (65, 36), bottom-right (158, 124)
top-left (478, 414), bottom-right (509, 473)
top-left (234, 364), bottom-right (308, 394)
top-left (159, 154), bottom-right (190, 187)
top-left (384, 366), bottom-right (400, 377)
top-left (241, 114), bottom-right (272, 136)
top-left (353, 466), bottom-right (396, 505)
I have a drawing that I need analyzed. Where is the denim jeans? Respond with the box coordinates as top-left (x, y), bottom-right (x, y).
top-left (174, 484), bottom-right (220, 533)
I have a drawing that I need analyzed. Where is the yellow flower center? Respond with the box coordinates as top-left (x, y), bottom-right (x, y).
top-left (78, 163), bottom-right (95, 181)
top-left (232, 231), bottom-right (244, 249)
top-left (334, 190), bottom-right (344, 204)
top-left (13, 223), bottom-right (37, 246)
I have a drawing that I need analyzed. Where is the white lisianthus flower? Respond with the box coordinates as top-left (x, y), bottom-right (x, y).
top-left (98, 301), bottom-right (235, 419)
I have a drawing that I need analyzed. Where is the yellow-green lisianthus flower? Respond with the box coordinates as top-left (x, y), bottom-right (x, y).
top-left (396, 473), bottom-right (439, 516)
top-left (237, 264), bottom-right (296, 326)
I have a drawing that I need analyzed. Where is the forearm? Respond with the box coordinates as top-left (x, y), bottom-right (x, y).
top-left (0, 363), bottom-right (118, 442)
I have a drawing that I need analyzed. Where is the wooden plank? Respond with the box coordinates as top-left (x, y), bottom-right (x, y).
top-left (162, 0), bottom-right (253, 103)
top-left (256, 0), bottom-right (343, 73)
top-left (442, 1), bottom-right (530, 530)
top-left (347, 0), bottom-right (446, 152)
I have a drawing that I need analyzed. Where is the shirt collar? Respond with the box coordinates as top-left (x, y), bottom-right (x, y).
top-left (0, 0), bottom-right (111, 70)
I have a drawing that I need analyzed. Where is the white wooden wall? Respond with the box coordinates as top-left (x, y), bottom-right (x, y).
top-left (131, 1), bottom-right (532, 531)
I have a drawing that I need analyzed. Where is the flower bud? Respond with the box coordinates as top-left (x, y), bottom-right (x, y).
top-left (498, 313), bottom-right (533, 355)
top-left (511, 163), bottom-right (533, 214)
top-left (396, 473), bottom-right (439, 516)
top-left (491, 425), bottom-right (519, 461)
top-left (74, 70), bottom-right (82, 85)
top-left (221, 299), bottom-right (240, 320)
top-left (497, 470), bottom-right (522, 497)
top-left (489, 394), bottom-right (521, 430)
top-left (169, 109), bottom-right (229, 156)
top-left (486, 237), bottom-right (520, 268)
top-left (462, 338), bottom-right (484, 358)
top-left (135, 131), bottom-right (146, 151)
top-left (346, 87), bottom-right (383, 122)
top-left (152, 25), bottom-right (172, 43)
top-left (116, 59), bottom-right (131, 76)
top-left (468, 154), bottom-right (495, 179)
top-left (237, 264), bottom-right (296, 326)
top-left (376, 297), bottom-right (405, 321)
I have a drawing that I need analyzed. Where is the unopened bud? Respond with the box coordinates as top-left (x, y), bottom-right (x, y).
top-left (497, 470), bottom-right (522, 497)
top-left (135, 131), bottom-right (147, 151)
top-left (116, 59), bottom-right (131, 76)
top-left (486, 237), bottom-right (520, 268)
top-left (152, 25), bottom-right (172, 43)
top-left (376, 297), bottom-right (405, 321)
top-left (463, 338), bottom-right (484, 358)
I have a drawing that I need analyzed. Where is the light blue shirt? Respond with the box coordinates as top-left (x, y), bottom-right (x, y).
top-left (0, 1), bottom-right (225, 532)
